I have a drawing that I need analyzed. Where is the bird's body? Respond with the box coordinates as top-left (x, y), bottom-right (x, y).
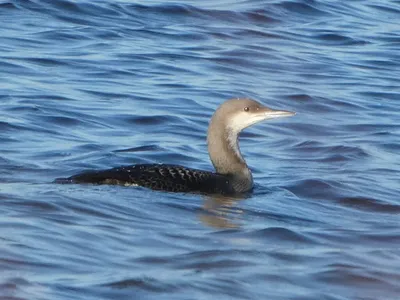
top-left (56, 164), bottom-right (234, 194)
top-left (56, 98), bottom-right (295, 195)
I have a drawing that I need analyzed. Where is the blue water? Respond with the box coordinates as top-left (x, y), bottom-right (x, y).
top-left (1, 0), bottom-right (400, 299)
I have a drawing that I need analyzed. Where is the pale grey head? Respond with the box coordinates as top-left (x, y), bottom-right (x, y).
top-left (207, 98), bottom-right (295, 192)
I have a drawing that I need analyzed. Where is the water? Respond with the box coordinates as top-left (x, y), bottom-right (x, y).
top-left (1, 0), bottom-right (400, 299)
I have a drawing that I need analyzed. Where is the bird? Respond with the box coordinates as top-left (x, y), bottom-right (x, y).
top-left (55, 98), bottom-right (295, 195)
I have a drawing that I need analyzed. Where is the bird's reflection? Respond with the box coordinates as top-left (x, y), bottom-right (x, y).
top-left (199, 194), bottom-right (248, 229)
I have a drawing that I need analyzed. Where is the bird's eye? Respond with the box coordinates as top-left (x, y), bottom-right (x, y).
top-left (244, 107), bottom-right (249, 112)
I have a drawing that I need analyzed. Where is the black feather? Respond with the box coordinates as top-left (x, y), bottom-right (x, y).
top-left (55, 164), bottom-right (233, 194)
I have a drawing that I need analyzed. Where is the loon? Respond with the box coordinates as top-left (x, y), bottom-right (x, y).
top-left (55, 98), bottom-right (295, 195)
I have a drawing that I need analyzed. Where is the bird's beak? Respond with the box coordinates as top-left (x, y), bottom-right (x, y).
top-left (260, 108), bottom-right (296, 119)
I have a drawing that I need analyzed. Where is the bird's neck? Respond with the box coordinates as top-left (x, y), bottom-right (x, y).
top-left (207, 121), bottom-right (253, 189)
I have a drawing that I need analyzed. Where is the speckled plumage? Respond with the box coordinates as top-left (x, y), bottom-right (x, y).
top-left (56, 164), bottom-right (234, 194)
